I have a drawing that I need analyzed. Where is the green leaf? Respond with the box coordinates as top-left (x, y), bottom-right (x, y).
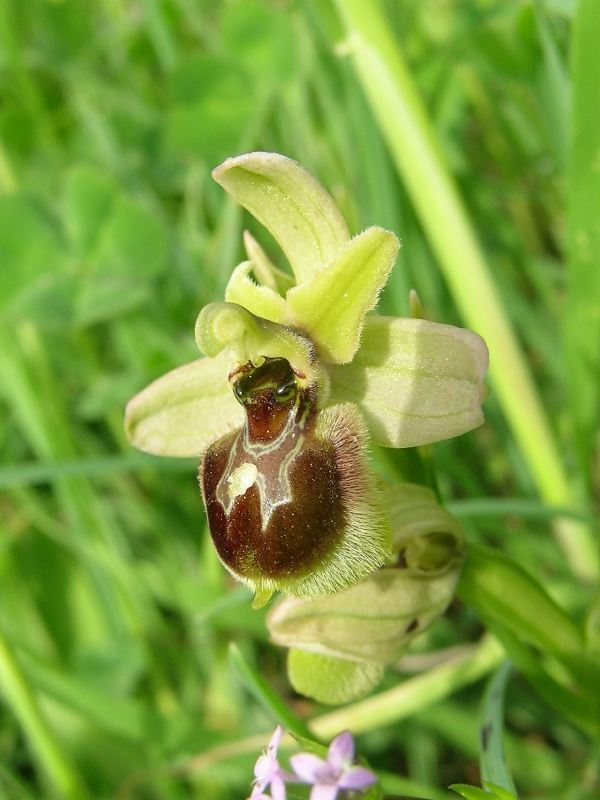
top-left (64, 164), bottom-right (116, 257)
top-left (457, 544), bottom-right (591, 686)
top-left (563, 0), bottom-right (600, 479)
top-left (212, 152), bottom-right (350, 284)
top-left (165, 56), bottom-right (255, 162)
top-left (124, 353), bottom-right (244, 457)
top-left (286, 227), bottom-right (399, 363)
top-left (329, 315), bottom-right (488, 447)
top-left (449, 785), bottom-right (495, 800)
top-left (287, 650), bottom-right (383, 705)
top-left (228, 643), bottom-right (314, 740)
top-left (479, 661), bottom-right (518, 796)
top-left (0, 196), bottom-right (65, 316)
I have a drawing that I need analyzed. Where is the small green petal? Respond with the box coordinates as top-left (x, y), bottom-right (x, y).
top-left (212, 152), bottom-right (350, 285)
top-left (329, 315), bottom-right (489, 447)
top-left (224, 261), bottom-right (288, 324)
top-left (287, 227), bottom-right (400, 364)
top-left (124, 353), bottom-right (243, 457)
top-left (287, 649), bottom-right (383, 705)
top-left (243, 230), bottom-right (295, 294)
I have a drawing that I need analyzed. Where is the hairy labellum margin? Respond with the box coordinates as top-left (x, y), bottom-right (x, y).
top-left (200, 357), bottom-right (391, 607)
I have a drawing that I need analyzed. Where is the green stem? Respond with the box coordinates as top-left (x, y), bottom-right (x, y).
top-left (0, 627), bottom-right (88, 800)
top-left (310, 634), bottom-right (504, 739)
top-left (332, 0), bottom-right (598, 581)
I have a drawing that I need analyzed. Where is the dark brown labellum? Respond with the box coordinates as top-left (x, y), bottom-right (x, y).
top-left (201, 358), bottom-right (345, 600)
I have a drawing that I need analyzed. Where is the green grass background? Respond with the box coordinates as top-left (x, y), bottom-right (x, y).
top-left (0, 0), bottom-right (599, 798)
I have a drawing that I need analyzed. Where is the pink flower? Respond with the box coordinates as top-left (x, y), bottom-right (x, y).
top-left (290, 730), bottom-right (377, 800)
top-left (249, 726), bottom-right (293, 800)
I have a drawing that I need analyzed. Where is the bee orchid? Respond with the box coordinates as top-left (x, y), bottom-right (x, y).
top-left (125, 152), bottom-right (488, 610)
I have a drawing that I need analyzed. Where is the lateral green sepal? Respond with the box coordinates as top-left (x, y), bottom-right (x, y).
top-left (286, 649), bottom-right (383, 705)
top-left (329, 315), bottom-right (489, 447)
top-left (124, 353), bottom-right (243, 457)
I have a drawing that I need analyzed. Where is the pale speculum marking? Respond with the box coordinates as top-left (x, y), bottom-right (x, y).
top-left (215, 359), bottom-right (311, 530)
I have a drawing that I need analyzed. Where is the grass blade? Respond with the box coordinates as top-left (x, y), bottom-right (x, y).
top-left (564, 0), bottom-right (600, 481)
top-left (228, 643), bottom-right (314, 740)
top-left (331, 0), bottom-right (598, 580)
top-left (479, 661), bottom-right (518, 796)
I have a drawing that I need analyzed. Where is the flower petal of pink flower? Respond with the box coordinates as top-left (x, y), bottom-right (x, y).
top-left (338, 766), bottom-right (378, 790)
top-left (327, 730), bottom-right (354, 771)
top-left (309, 785), bottom-right (339, 800)
top-left (289, 752), bottom-right (329, 783)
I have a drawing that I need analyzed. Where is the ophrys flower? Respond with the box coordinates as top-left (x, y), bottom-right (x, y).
top-left (125, 152), bottom-right (488, 608)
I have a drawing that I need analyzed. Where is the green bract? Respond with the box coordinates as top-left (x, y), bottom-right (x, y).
top-left (125, 152), bottom-right (488, 608)
top-left (267, 483), bottom-right (465, 704)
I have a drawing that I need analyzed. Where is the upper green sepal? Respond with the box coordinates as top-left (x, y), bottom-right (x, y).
top-left (212, 152), bottom-right (350, 285)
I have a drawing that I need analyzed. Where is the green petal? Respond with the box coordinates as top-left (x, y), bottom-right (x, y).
top-left (224, 261), bottom-right (288, 324)
top-left (242, 230), bottom-right (295, 295)
top-left (329, 316), bottom-right (489, 447)
top-left (287, 649), bottom-right (383, 705)
top-left (287, 227), bottom-right (399, 364)
top-left (124, 352), bottom-right (243, 457)
top-left (212, 152), bottom-right (350, 284)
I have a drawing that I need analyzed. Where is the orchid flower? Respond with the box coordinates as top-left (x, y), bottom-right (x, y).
top-left (125, 152), bottom-right (489, 609)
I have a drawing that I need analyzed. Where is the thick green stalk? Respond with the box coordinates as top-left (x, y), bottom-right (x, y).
top-left (0, 627), bottom-right (88, 800)
top-left (332, 0), bottom-right (598, 580)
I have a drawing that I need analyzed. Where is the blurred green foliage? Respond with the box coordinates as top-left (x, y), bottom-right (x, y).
top-left (0, 0), bottom-right (599, 798)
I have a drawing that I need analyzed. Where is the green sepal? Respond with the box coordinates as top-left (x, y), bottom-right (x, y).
top-left (329, 315), bottom-right (489, 447)
top-left (124, 353), bottom-right (243, 457)
top-left (287, 649), bottom-right (383, 705)
top-left (287, 227), bottom-right (399, 364)
top-left (224, 261), bottom-right (288, 324)
top-left (212, 152), bottom-right (350, 284)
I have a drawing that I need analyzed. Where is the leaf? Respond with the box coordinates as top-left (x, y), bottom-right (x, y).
top-left (479, 661), bottom-right (518, 796)
top-left (228, 643), bottom-right (314, 740)
top-left (286, 650), bottom-right (383, 705)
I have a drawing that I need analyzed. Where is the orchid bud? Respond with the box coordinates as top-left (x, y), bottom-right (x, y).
top-left (266, 482), bottom-right (465, 702)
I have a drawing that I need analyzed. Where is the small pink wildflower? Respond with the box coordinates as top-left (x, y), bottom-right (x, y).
top-left (290, 730), bottom-right (377, 800)
top-left (248, 726), bottom-right (293, 800)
